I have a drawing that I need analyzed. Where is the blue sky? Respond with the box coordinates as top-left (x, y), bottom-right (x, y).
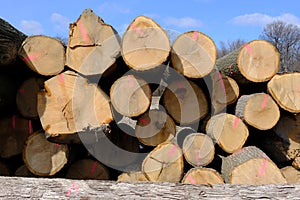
top-left (1, 0), bottom-right (300, 47)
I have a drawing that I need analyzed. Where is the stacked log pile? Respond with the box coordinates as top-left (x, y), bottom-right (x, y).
top-left (0, 8), bottom-right (299, 186)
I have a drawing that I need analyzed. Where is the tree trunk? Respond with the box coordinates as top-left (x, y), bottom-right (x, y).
top-left (182, 133), bottom-right (215, 167)
top-left (171, 31), bottom-right (216, 78)
top-left (121, 16), bottom-right (170, 71)
top-left (267, 72), bottom-right (300, 113)
top-left (0, 18), bottom-right (27, 66)
top-left (38, 71), bottom-right (113, 135)
top-left (23, 131), bottom-right (69, 176)
top-left (235, 93), bottom-right (280, 130)
top-left (65, 159), bottom-right (110, 180)
top-left (206, 113), bottom-right (249, 154)
top-left (215, 40), bottom-right (280, 84)
top-left (117, 171), bottom-right (148, 182)
top-left (181, 167), bottom-right (224, 185)
top-left (135, 109), bottom-right (176, 146)
top-left (19, 35), bottom-right (65, 76)
top-left (0, 115), bottom-right (33, 158)
top-left (221, 146), bottom-right (286, 184)
top-left (16, 77), bottom-right (44, 119)
top-left (210, 70), bottom-right (239, 114)
top-left (162, 79), bottom-right (208, 125)
top-left (110, 74), bottom-right (152, 117)
top-left (142, 142), bottom-right (184, 182)
top-left (66, 8), bottom-right (120, 76)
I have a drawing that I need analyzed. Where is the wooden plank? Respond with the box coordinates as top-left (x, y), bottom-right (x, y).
top-left (0, 177), bottom-right (299, 199)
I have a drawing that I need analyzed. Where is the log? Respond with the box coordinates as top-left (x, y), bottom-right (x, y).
top-left (210, 70), bottom-right (239, 114)
top-left (206, 113), bottom-right (249, 154)
top-left (221, 146), bottom-right (286, 184)
top-left (181, 167), bottom-right (224, 185)
top-left (23, 131), bottom-right (69, 176)
top-left (19, 35), bottom-right (65, 76)
top-left (182, 133), bottom-right (215, 167)
top-left (38, 71), bottom-right (113, 135)
top-left (110, 75), bottom-right (152, 117)
top-left (267, 73), bottom-right (300, 113)
top-left (162, 79), bottom-right (208, 125)
top-left (66, 8), bottom-right (121, 76)
top-left (281, 166), bottom-right (300, 184)
top-left (215, 40), bottom-right (280, 84)
top-left (171, 31), bottom-right (216, 78)
top-left (16, 77), bottom-right (44, 118)
top-left (171, 126), bottom-right (196, 148)
top-left (0, 18), bottom-right (27, 66)
top-left (117, 171), bottom-right (148, 182)
top-left (0, 115), bottom-right (33, 158)
top-left (142, 142), bottom-right (184, 182)
top-left (121, 16), bottom-right (170, 71)
top-left (235, 93), bottom-right (280, 130)
top-left (14, 165), bottom-right (35, 177)
top-left (66, 159), bottom-right (110, 180)
top-left (135, 109), bottom-right (176, 146)
top-left (292, 157), bottom-right (300, 170)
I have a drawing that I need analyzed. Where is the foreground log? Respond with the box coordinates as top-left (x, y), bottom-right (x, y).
top-left (0, 115), bottom-right (33, 158)
top-left (215, 40), bottom-right (280, 84)
top-left (182, 133), bottom-right (215, 167)
top-left (16, 77), bottom-right (44, 118)
top-left (280, 166), bottom-right (300, 184)
top-left (142, 142), bottom-right (184, 182)
top-left (110, 75), bottom-right (152, 117)
top-left (171, 31), bottom-right (216, 78)
top-left (66, 8), bottom-right (120, 76)
top-left (181, 167), bottom-right (224, 185)
top-left (267, 73), bottom-right (300, 113)
top-left (0, 18), bottom-right (27, 66)
top-left (38, 71), bottom-right (113, 135)
top-left (162, 79), bottom-right (208, 125)
top-left (19, 35), bottom-right (65, 76)
top-left (121, 16), bottom-right (170, 71)
top-left (210, 70), bottom-right (239, 114)
top-left (135, 109), bottom-right (176, 146)
top-left (23, 131), bottom-right (69, 176)
top-left (235, 93), bottom-right (280, 130)
top-left (117, 171), bottom-right (148, 182)
top-left (66, 159), bottom-right (110, 180)
top-left (206, 113), bottom-right (249, 154)
top-left (221, 146), bottom-right (286, 184)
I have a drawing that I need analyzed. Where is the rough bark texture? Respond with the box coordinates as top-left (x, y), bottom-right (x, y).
top-left (0, 18), bottom-right (27, 66)
top-left (171, 31), bottom-right (216, 78)
top-left (0, 177), bottom-right (299, 199)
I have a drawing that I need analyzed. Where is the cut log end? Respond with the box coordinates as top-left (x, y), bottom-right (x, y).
top-left (181, 167), bottom-right (224, 185)
top-left (117, 171), bottom-right (148, 182)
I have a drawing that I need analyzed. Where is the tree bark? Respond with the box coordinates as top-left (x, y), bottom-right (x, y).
top-left (206, 113), bottom-right (249, 154)
top-left (267, 72), bottom-right (300, 113)
top-left (171, 31), bottom-right (216, 78)
top-left (215, 40), bottom-right (280, 84)
top-left (0, 18), bottom-right (27, 66)
top-left (235, 93), bottom-right (280, 130)
top-left (181, 167), bottom-right (224, 185)
top-left (19, 35), bottom-right (65, 76)
top-left (66, 8), bottom-right (121, 76)
top-left (121, 16), bottom-right (170, 71)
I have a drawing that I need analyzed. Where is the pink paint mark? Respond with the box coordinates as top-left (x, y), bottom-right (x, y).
top-left (53, 143), bottom-right (61, 147)
top-left (196, 152), bottom-right (201, 166)
top-left (261, 94), bottom-right (269, 109)
top-left (128, 75), bottom-right (134, 87)
top-left (139, 117), bottom-right (150, 125)
top-left (169, 144), bottom-right (178, 157)
top-left (59, 74), bottom-right (64, 84)
top-left (233, 117), bottom-right (240, 129)
top-left (28, 120), bottom-right (33, 134)
top-left (217, 72), bottom-right (226, 92)
top-left (186, 174), bottom-right (197, 184)
top-left (12, 115), bottom-right (16, 129)
top-left (192, 31), bottom-right (198, 41)
top-left (244, 44), bottom-right (252, 54)
top-left (22, 54), bottom-right (40, 62)
top-left (18, 89), bottom-right (25, 94)
top-left (258, 159), bottom-right (267, 176)
top-left (90, 161), bottom-right (97, 174)
top-left (77, 20), bottom-right (90, 44)
top-left (66, 182), bottom-right (80, 197)
top-left (177, 81), bottom-right (183, 89)
top-left (130, 24), bottom-right (143, 35)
